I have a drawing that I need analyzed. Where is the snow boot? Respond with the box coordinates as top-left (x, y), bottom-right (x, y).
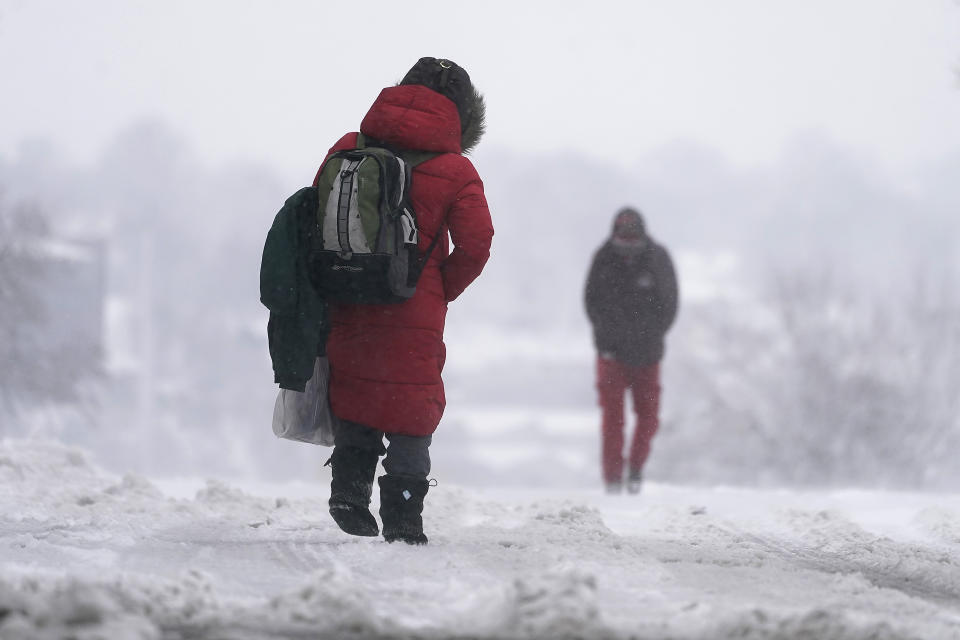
top-left (378, 475), bottom-right (429, 545)
top-left (605, 481), bottom-right (623, 495)
top-left (626, 469), bottom-right (643, 495)
top-left (326, 446), bottom-right (380, 537)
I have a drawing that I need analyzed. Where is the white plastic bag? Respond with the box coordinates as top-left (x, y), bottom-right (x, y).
top-left (272, 357), bottom-right (336, 446)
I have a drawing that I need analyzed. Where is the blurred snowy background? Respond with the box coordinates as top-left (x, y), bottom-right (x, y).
top-left (2, 0), bottom-right (959, 490)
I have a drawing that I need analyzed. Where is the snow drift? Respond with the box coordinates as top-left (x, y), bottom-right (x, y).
top-left (2, 439), bottom-right (960, 639)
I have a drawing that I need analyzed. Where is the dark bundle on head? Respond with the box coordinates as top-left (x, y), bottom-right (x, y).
top-left (400, 56), bottom-right (486, 153)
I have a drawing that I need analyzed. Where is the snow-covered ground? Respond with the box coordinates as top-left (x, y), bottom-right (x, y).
top-left (2, 439), bottom-right (960, 640)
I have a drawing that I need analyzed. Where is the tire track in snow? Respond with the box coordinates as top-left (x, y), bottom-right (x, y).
top-left (726, 525), bottom-right (960, 611)
top-left (266, 540), bottom-right (330, 573)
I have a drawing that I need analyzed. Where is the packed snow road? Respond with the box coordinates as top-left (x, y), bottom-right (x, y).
top-left (1, 440), bottom-right (959, 639)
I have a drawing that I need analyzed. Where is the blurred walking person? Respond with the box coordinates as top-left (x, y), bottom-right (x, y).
top-left (584, 207), bottom-right (678, 494)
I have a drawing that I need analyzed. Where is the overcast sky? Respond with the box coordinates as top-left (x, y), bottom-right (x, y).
top-left (1, 0), bottom-right (959, 181)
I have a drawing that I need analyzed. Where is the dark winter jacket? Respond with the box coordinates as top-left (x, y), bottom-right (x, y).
top-left (315, 84), bottom-right (493, 436)
top-left (260, 187), bottom-right (329, 391)
top-left (584, 234), bottom-right (678, 367)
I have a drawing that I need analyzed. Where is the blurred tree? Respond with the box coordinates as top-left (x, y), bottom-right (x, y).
top-left (684, 268), bottom-right (960, 488)
top-left (0, 193), bottom-right (100, 423)
top-left (655, 264), bottom-right (960, 489)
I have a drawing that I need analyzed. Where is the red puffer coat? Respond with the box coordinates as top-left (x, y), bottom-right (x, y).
top-left (314, 85), bottom-right (493, 436)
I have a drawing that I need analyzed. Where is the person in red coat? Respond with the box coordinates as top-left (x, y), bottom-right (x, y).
top-left (316, 58), bottom-right (493, 544)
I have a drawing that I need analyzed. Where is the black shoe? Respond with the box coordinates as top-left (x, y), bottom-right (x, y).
top-left (379, 475), bottom-right (429, 545)
top-left (627, 469), bottom-right (643, 495)
top-left (386, 529), bottom-right (428, 545)
top-left (326, 446), bottom-right (380, 537)
top-left (328, 502), bottom-right (379, 537)
top-left (604, 481), bottom-right (623, 495)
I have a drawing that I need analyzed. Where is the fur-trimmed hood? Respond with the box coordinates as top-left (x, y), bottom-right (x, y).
top-left (458, 85), bottom-right (485, 154)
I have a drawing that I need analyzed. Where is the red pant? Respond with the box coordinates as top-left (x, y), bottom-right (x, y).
top-left (596, 357), bottom-right (661, 484)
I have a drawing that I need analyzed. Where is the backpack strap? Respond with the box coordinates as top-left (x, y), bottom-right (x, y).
top-left (409, 223), bottom-right (446, 283)
top-left (401, 149), bottom-right (441, 167)
top-left (422, 224), bottom-right (446, 262)
top-left (357, 133), bottom-right (438, 168)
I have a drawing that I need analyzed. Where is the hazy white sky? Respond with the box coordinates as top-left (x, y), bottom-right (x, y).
top-left (1, 0), bottom-right (958, 180)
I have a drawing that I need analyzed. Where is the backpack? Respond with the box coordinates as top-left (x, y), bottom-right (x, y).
top-left (309, 136), bottom-right (441, 304)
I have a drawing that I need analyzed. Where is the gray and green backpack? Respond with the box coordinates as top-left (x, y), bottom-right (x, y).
top-left (308, 136), bottom-right (440, 304)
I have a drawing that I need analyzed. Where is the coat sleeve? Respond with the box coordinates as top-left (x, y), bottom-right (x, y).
top-left (584, 250), bottom-right (603, 325)
top-left (653, 246), bottom-right (679, 333)
top-left (260, 207), bottom-right (298, 315)
top-left (584, 247), bottom-right (624, 355)
top-left (262, 187), bottom-right (328, 391)
top-left (440, 165), bottom-right (493, 302)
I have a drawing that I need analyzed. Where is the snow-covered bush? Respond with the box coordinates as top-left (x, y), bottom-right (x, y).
top-left (656, 268), bottom-right (960, 489)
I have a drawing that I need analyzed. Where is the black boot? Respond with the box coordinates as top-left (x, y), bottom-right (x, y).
top-left (326, 446), bottom-right (380, 537)
top-left (626, 469), bottom-right (643, 495)
top-left (378, 475), bottom-right (429, 545)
